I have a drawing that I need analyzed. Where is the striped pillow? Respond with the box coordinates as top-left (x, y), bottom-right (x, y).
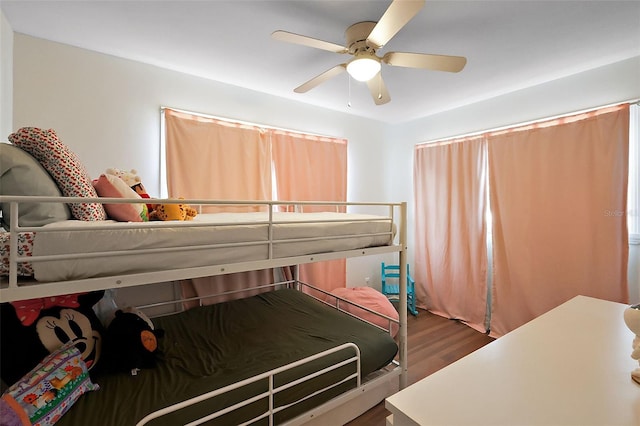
top-left (0, 343), bottom-right (99, 425)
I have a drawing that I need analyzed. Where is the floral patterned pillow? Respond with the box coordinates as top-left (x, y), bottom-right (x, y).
top-left (8, 128), bottom-right (106, 221)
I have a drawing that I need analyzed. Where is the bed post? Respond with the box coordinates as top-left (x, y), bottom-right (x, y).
top-left (398, 202), bottom-right (408, 390)
top-left (8, 201), bottom-right (19, 287)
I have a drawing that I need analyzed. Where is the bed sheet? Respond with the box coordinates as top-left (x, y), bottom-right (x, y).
top-left (57, 288), bottom-right (399, 425)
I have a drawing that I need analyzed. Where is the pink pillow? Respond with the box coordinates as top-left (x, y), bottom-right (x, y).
top-left (8, 128), bottom-right (106, 221)
top-left (330, 287), bottom-right (399, 337)
top-left (92, 174), bottom-right (148, 222)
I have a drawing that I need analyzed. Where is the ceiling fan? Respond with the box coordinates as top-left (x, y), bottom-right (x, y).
top-left (271, 0), bottom-right (466, 105)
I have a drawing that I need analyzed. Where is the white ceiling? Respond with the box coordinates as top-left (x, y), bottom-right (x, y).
top-left (2, 0), bottom-right (639, 124)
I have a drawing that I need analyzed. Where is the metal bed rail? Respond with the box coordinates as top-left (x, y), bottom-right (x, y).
top-left (135, 279), bottom-right (401, 337)
top-left (0, 196), bottom-right (404, 303)
top-left (135, 342), bottom-right (361, 426)
top-left (131, 279), bottom-right (404, 425)
top-left (297, 281), bottom-right (401, 336)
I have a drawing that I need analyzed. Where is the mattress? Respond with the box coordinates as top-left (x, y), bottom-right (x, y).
top-left (57, 288), bottom-right (399, 425)
top-left (2, 212), bottom-right (394, 283)
top-left (0, 230), bottom-right (34, 276)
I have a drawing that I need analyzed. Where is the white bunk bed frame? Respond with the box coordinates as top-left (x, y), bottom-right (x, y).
top-left (0, 196), bottom-right (409, 425)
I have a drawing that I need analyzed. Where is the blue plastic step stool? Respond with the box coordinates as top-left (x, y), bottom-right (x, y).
top-left (381, 262), bottom-right (418, 316)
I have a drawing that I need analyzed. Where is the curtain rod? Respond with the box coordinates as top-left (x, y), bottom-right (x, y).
top-left (160, 106), bottom-right (344, 140)
top-left (417, 98), bottom-right (640, 147)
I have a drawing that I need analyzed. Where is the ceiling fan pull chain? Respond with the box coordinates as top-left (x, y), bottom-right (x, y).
top-left (347, 75), bottom-right (352, 108)
top-left (378, 74), bottom-right (383, 100)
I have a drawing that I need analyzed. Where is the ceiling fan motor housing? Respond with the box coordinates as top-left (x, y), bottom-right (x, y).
top-left (346, 21), bottom-right (378, 56)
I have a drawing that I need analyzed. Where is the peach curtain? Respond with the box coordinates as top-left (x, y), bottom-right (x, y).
top-left (271, 131), bottom-right (348, 291)
top-left (164, 108), bottom-right (271, 213)
top-left (488, 105), bottom-right (630, 336)
top-left (180, 270), bottom-right (276, 309)
top-left (164, 108), bottom-right (273, 302)
top-left (413, 137), bottom-right (489, 333)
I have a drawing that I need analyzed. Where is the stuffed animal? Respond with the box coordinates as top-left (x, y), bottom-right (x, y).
top-left (149, 202), bottom-right (197, 221)
top-left (0, 291), bottom-right (105, 386)
top-left (105, 168), bottom-right (153, 210)
top-left (103, 308), bottom-right (164, 375)
top-left (105, 168), bottom-right (141, 188)
top-left (623, 304), bottom-right (640, 384)
top-left (103, 168), bottom-right (197, 221)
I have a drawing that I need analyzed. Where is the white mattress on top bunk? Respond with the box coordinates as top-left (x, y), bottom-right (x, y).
top-left (15, 211), bottom-right (394, 282)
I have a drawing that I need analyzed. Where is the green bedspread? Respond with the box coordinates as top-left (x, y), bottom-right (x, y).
top-left (58, 288), bottom-right (398, 425)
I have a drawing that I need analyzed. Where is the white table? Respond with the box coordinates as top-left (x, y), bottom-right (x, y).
top-left (385, 296), bottom-right (640, 425)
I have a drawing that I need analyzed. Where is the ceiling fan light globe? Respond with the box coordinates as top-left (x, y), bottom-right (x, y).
top-left (346, 58), bottom-right (381, 82)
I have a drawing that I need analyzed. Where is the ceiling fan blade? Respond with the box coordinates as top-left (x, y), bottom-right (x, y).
top-left (367, 0), bottom-right (425, 48)
top-left (366, 73), bottom-right (391, 105)
top-left (382, 51), bottom-right (467, 72)
top-left (294, 64), bottom-right (347, 93)
top-left (272, 30), bottom-right (348, 53)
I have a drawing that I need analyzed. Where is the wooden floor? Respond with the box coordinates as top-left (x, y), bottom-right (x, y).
top-left (345, 309), bottom-right (495, 426)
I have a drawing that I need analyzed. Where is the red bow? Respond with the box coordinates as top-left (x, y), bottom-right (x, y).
top-left (11, 294), bottom-right (86, 326)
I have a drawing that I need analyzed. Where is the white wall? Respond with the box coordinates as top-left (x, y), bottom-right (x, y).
top-left (8, 33), bottom-right (640, 302)
top-left (0, 10), bottom-right (12, 140)
top-left (387, 55), bottom-right (640, 302)
top-left (11, 34), bottom-right (390, 288)
top-left (12, 35), bottom-right (388, 196)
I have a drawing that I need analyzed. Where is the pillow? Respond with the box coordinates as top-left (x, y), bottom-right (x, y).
top-left (0, 342), bottom-right (99, 426)
top-left (330, 286), bottom-right (400, 337)
top-left (92, 174), bottom-right (148, 222)
top-left (8, 128), bottom-right (106, 221)
top-left (0, 143), bottom-right (71, 228)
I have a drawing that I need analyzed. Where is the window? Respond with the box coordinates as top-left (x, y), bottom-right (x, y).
top-left (160, 107), bottom-right (348, 290)
top-left (414, 103), bottom-right (633, 336)
top-left (160, 108), bottom-right (346, 208)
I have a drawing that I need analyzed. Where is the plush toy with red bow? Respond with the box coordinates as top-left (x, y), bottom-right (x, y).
top-left (0, 291), bottom-right (105, 386)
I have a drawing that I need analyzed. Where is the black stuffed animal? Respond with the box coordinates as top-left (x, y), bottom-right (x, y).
top-left (0, 291), bottom-right (105, 386)
top-left (103, 308), bottom-right (164, 375)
